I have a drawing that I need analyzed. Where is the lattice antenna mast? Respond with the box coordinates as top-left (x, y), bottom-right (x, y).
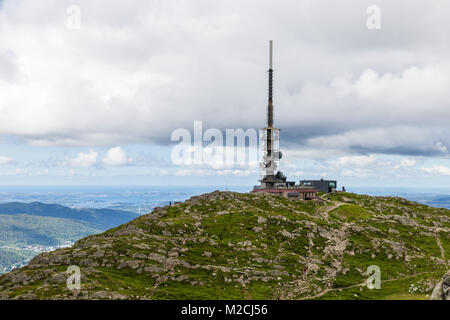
top-left (260, 40), bottom-right (280, 183)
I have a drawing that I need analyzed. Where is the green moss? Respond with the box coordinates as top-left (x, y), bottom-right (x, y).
top-left (329, 204), bottom-right (373, 221)
top-left (318, 272), bottom-right (442, 300)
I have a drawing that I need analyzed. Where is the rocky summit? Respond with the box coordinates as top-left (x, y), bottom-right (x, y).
top-left (0, 191), bottom-right (449, 300)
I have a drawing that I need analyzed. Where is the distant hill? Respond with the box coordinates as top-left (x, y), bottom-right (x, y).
top-left (0, 191), bottom-right (448, 300)
top-left (0, 202), bottom-right (138, 229)
top-left (0, 202), bottom-right (138, 274)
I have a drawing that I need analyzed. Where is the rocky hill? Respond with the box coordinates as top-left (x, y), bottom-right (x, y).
top-left (0, 191), bottom-right (448, 300)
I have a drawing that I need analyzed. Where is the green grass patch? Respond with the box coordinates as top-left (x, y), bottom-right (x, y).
top-left (329, 204), bottom-right (373, 221)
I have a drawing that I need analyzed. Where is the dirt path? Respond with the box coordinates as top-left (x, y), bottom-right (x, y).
top-left (316, 201), bottom-right (345, 219)
top-left (431, 222), bottom-right (447, 264)
top-left (434, 233), bottom-right (446, 261)
top-left (299, 271), bottom-right (439, 300)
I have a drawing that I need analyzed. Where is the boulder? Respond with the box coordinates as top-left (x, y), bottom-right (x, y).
top-left (429, 271), bottom-right (450, 300)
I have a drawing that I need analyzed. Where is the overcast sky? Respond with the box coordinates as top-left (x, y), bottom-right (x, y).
top-left (0, 0), bottom-right (449, 187)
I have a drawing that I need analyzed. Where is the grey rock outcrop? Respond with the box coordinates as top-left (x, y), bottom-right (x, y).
top-left (429, 271), bottom-right (450, 300)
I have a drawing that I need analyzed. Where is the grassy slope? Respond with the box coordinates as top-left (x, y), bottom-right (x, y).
top-left (0, 191), bottom-right (448, 300)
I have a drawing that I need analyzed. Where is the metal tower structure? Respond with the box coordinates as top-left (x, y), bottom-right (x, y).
top-left (259, 40), bottom-right (284, 189)
top-left (252, 41), bottom-right (329, 200)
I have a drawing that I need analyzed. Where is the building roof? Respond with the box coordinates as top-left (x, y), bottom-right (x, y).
top-left (252, 188), bottom-right (318, 193)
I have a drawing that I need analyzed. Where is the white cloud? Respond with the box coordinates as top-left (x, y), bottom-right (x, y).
top-left (330, 155), bottom-right (377, 168)
top-left (422, 165), bottom-right (450, 176)
top-left (175, 167), bottom-right (255, 177)
top-left (400, 158), bottom-right (416, 167)
top-left (102, 147), bottom-right (130, 166)
top-left (69, 149), bottom-right (98, 167)
top-left (0, 156), bottom-right (13, 165)
top-left (36, 168), bottom-right (49, 176)
top-left (434, 142), bottom-right (448, 153)
top-left (303, 126), bottom-right (449, 158)
top-left (15, 167), bottom-right (27, 174)
top-left (341, 168), bottom-right (374, 178)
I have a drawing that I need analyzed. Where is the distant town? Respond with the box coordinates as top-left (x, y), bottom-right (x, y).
top-left (0, 242), bottom-right (73, 274)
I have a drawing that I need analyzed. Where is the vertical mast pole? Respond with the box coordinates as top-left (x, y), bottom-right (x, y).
top-left (268, 40), bottom-right (273, 128)
top-left (265, 40), bottom-right (274, 180)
